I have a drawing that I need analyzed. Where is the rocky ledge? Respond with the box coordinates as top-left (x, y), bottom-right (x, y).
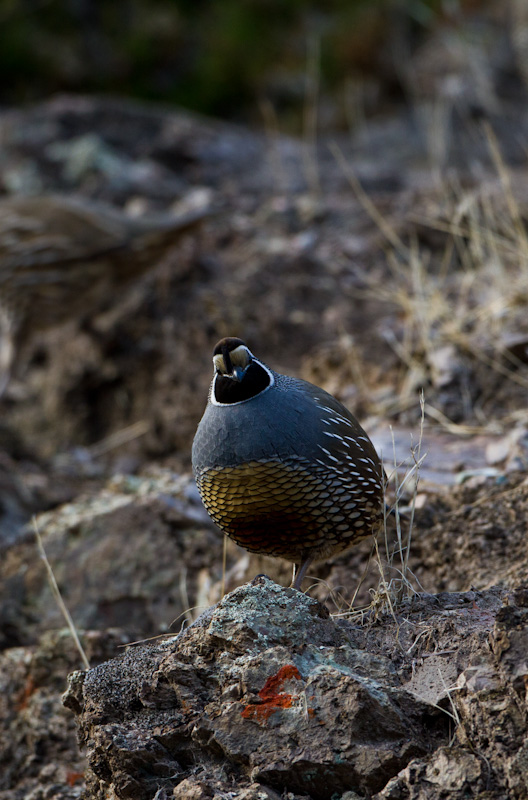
top-left (64, 576), bottom-right (528, 800)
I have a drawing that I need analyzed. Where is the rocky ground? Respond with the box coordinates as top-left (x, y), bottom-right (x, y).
top-left (0, 77), bottom-right (528, 799)
top-left (63, 578), bottom-right (528, 800)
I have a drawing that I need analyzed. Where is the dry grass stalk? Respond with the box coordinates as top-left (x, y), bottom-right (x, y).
top-left (337, 394), bottom-right (427, 623)
top-left (33, 516), bottom-right (90, 670)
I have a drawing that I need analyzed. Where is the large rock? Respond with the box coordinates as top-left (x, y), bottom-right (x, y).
top-left (65, 577), bottom-right (517, 800)
top-left (0, 578), bottom-right (524, 798)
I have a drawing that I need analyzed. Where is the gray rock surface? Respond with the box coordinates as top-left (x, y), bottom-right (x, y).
top-left (64, 577), bottom-right (528, 800)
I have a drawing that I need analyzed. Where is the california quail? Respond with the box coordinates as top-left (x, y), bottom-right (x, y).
top-left (0, 194), bottom-right (206, 396)
top-left (192, 337), bottom-right (384, 590)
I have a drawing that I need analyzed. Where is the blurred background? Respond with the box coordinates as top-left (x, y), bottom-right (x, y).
top-left (0, 0), bottom-right (524, 130)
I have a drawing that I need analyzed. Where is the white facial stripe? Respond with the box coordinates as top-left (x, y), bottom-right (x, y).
top-left (230, 345), bottom-right (253, 368)
top-left (213, 353), bottom-right (225, 373)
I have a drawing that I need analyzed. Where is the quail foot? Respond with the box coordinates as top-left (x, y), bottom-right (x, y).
top-left (192, 337), bottom-right (384, 590)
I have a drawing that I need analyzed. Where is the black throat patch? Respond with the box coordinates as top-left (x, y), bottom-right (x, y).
top-left (214, 361), bottom-right (271, 404)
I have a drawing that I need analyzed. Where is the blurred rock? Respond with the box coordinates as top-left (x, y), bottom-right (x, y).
top-left (0, 469), bottom-right (223, 649)
top-left (0, 192), bottom-right (208, 395)
top-left (0, 627), bottom-right (126, 800)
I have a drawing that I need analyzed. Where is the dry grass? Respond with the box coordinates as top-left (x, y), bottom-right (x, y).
top-left (381, 390), bottom-right (427, 601)
top-left (328, 125), bottom-right (528, 622)
top-left (33, 516), bottom-right (90, 670)
top-left (333, 130), bottom-right (528, 433)
top-left (329, 126), bottom-right (528, 621)
top-left (334, 392), bottom-right (426, 623)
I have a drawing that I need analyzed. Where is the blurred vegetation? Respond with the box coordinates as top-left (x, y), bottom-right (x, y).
top-left (0, 0), bottom-right (450, 127)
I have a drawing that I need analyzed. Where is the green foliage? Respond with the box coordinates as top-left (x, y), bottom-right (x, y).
top-left (0, 0), bottom-right (444, 121)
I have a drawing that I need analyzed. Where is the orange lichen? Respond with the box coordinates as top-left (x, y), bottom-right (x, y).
top-left (241, 664), bottom-right (303, 722)
top-left (66, 771), bottom-right (85, 787)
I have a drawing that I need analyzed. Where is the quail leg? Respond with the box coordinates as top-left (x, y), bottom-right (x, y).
top-left (291, 556), bottom-right (314, 590)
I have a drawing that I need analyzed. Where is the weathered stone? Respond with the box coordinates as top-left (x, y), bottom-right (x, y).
top-left (71, 578), bottom-right (444, 800)
top-left (0, 471), bottom-right (222, 647)
top-left (0, 628), bottom-right (125, 800)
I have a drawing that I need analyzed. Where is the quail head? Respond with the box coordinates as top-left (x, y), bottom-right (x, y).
top-left (192, 337), bottom-right (384, 590)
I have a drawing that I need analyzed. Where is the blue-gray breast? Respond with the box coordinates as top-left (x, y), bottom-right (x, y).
top-left (192, 337), bottom-right (384, 589)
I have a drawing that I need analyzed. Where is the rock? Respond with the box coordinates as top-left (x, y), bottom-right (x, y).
top-left (0, 193), bottom-right (208, 399)
top-left (424, 748), bottom-right (482, 790)
top-left (377, 748), bottom-right (482, 800)
top-left (412, 472), bottom-right (528, 594)
top-left (0, 627), bottom-right (126, 799)
top-left (0, 470), bottom-right (223, 648)
top-left (65, 578), bottom-right (442, 799)
top-left (63, 580), bottom-right (528, 800)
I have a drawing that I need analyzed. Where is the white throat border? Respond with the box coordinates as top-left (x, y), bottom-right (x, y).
top-left (211, 358), bottom-right (275, 407)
